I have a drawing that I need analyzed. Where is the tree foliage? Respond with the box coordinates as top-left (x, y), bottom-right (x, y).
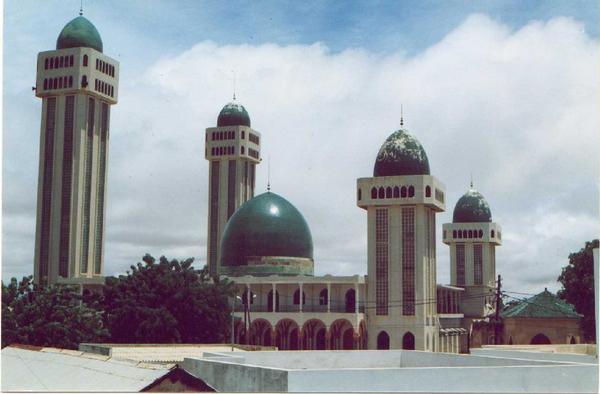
top-left (103, 255), bottom-right (234, 343)
top-left (1, 276), bottom-right (109, 349)
top-left (557, 239), bottom-right (598, 342)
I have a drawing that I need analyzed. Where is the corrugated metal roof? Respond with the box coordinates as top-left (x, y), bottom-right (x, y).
top-left (1, 346), bottom-right (174, 392)
top-left (501, 289), bottom-right (582, 319)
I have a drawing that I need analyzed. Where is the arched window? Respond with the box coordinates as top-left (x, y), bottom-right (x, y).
top-left (385, 187), bottom-right (392, 199)
top-left (267, 290), bottom-right (279, 312)
top-left (63, 76), bottom-right (68, 87)
top-left (241, 131), bottom-right (245, 139)
top-left (458, 230), bottom-right (462, 239)
top-left (319, 288), bottom-right (328, 305)
top-left (452, 230), bottom-right (457, 238)
top-left (211, 147), bottom-right (215, 155)
top-left (357, 188), bottom-right (362, 200)
top-left (530, 333), bottom-right (551, 345)
top-left (478, 229), bottom-right (483, 238)
top-left (408, 185), bottom-right (415, 197)
top-left (371, 187), bottom-right (377, 199)
top-left (59, 56), bottom-right (64, 68)
top-left (83, 54), bottom-right (88, 67)
top-left (69, 55), bottom-right (74, 67)
top-left (54, 57), bottom-right (59, 68)
top-left (241, 146), bottom-right (245, 155)
top-left (293, 289), bottom-right (305, 305)
top-left (377, 331), bottom-right (390, 350)
top-left (68, 76), bottom-right (73, 88)
top-left (81, 75), bottom-right (88, 88)
top-left (425, 185), bottom-right (431, 197)
top-left (401, 186), bottom-right (407, 198)
top-left (402, 332), bottom-right (415, 350)
top-left (96, 59), bottom-right (99, 70)
top-left (57, 77), bottom-right (62, 89)
top-left (43, 79), bottom-right (48, 90)
top-left (393, 186), bottom-right (400, 198)
top-left (345, 289), bottom-right (356, 313)
top-left (44, 58), bottom-right (49, 69)
top-left (468, 230), bottom-right (473, 238)
top-left (378, 187), bottom-right (384, 199)
top-left (491, 230), bottom-right (495, 238)
top-left (49, 57), bottom-right (54, 69)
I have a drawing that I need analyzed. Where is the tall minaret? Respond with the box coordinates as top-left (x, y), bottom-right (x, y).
top-left (442, 184), bottom-right (502, 317)
top-left (357, 123), bottom-right (445, 351)
top-left (205, 100), bottom-right (261, 277)
top-left (33, 14), bottom-right (119, 288)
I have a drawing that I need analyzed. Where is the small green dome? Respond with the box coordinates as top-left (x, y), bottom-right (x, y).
top-left (373, 129), bottom-right (430, 177)
top-left (217, 102), bottom-right (251, 127)
top-left (453, 188), bottom-right (492, 223)
top-left (220, 192), bottom-right (313, 267)
top-left (56, 16), bottom-right (103, 52)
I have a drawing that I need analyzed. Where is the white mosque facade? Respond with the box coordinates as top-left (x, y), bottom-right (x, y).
top-left (206, 102), bottom-right (500, 353)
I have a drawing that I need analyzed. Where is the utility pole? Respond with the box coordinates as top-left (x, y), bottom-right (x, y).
top-left (494, 274), bottom-right (502, 345)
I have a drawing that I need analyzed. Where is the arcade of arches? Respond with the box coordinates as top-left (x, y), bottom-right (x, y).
top-left (233, 318), bottom-right (367, 350)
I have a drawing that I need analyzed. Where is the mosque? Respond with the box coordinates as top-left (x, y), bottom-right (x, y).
top-left (31, 13), bottom-right (584, 354)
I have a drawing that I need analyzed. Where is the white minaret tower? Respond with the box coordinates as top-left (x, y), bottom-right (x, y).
top-left (205, 99), bottom-right (261, 277)
top-left (442, 183), bottom-right (502, 318)
top-left (357, 121), bottom-right (445, 351)
top-left (33, 14), bottom-right (119, 288)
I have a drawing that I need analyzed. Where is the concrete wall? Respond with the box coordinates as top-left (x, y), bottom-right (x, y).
top-left (471, 348), bottom-right (597, 364)
top-left (286, 364), bottom-right (598, 393)
top-left (183, 356), bottom-right (288, 393)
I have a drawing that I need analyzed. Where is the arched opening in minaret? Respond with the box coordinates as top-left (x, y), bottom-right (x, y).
top-left (393, 186), bottom-right (400, 198)
top-left (377, 331), bottom-right (390, 350)
top-left (385, 187), bottom-right (392, 198)
top-left (425, 185), bottom-right (431, 197)
top-left (83, 54), bottom-right (88, 67)
top-left (371, 187), bottom-right (377, 199)
top-left (408, 185), bottom-right (415, 197)
top-left (491, 230), bottom-right (495, 238)
top-left (401, 186), bottom-right (407, 198)
top-left (402, 332), bottom-right (415, 350)
top-left (378, 187), bottom-right (384, 199)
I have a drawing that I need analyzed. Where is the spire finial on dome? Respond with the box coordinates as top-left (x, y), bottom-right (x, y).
top-left (400, 104), bottom-right (404, 127)
top-left (232, 70), bottom-right (236, 101)
top-left (470, 173), bottom-right (474, 189)
top-left (79, 0), bottom-right (83, 16)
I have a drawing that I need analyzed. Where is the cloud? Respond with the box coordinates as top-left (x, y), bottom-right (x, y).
top-left (3, 14), bottom-right (599, 296)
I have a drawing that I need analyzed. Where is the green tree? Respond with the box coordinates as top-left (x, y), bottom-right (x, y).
top-left (103, 255), bottom-right (234, 343)
top-left (557, 239), bottom-right (599, 342)
top-left (1, 276), bottom-right (109, 349)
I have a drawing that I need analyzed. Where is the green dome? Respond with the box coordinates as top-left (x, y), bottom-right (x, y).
top-left (453, 188), bottom-right (492, 223)
top-left (220, 192), bottom-right (313, 267)
top-left (373, 129), bottom-right (430, 177)
top-left (217, 102), bottom-right (251, 127)
top-left (56, 16), bottom-right (103, 52)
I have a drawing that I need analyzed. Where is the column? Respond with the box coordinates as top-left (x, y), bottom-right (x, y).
top-left (299, 282), bottom-right (303, 313)
top-left (327, 282), bottom-right (331, 313)
top-left (272, 283), bottom-right (276, 313)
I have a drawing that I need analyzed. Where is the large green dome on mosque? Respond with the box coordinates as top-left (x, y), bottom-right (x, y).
top-left (220, 192), bottom-right (313, 275)
top-left (56, 16), bottom-right (103, 52)
top-left (453, 188), bottom-right (492, 223)
top-left (373, 129), bottom-right (430, 177)
top-left (217, 102), bottom-right (251, 127)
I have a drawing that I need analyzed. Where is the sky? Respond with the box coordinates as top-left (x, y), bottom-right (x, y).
top-left (3, 0), bottom-right (599, 295)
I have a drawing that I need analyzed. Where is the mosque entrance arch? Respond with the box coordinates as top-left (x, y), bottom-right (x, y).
top-left (250, 319), bottom-right (273, 346)
top-left (402, 332), bottom-right (415, 350)
top-left (530, 333), bottom-right (551, 345)
top-left (377, 331), bottom-right (390, 350)
top-left (330, 319), bottom-right (354, 350)
top-left (302, 319), bottom-right (326, 350)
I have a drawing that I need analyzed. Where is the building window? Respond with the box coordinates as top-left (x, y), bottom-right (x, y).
top-left (293, 289), bottom-right (305, 305)
top-left (44, 58), bottom-right (49, 69)
top-left (474, 244), bottom-right (483, 285)
top-left (425, 185), bottom-right (431, 197)
top-left (453, 230), bottom-right (457, 238)
top-left (468, 230), bottom-right (473, 238)
top-left (68, 76), bottom-right (73, 88)
top-left (491, 230), bottom-right (495, 238)
top-left (378, 187), bottom-right (384, 199)
top-left (371, 187), bottom-right (377, 199)
top-left (385, 187), bottom-right (392, 198)
top-left (81, 75), bottom-right (88, 88)
top-left (402, 207), bottom-right (415, 315)
top-left (43, 79), bottom-right (48, 90)
top-left (242, 130), bottom-right (245, 139)
top-left (456, 244), bottom-right (465, 286)
top-left (376, 208), bottom-right (389, 315)
top-left (69, 55), bottom-right (74, 67)
top-left (83, 54), bottom-right (88, 67)
top-left (478, 229), bottom-right (483, 238)
top-left (345, 289), bottom-right (356, 313)
top-left (408, 185), bottom-right (415, 197)
top-left (393, 186), bottom-right (400, 198)
top-left (319, 288), bottom-right (328, 305)
top-left (401, 186), bottom-right (407, 198)
top-left (241, 146), bottom-right (245, 155)
top-left (462, 230), bottom-right (467, 238)
top-left (59, 56), bottom-right (64, 68)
